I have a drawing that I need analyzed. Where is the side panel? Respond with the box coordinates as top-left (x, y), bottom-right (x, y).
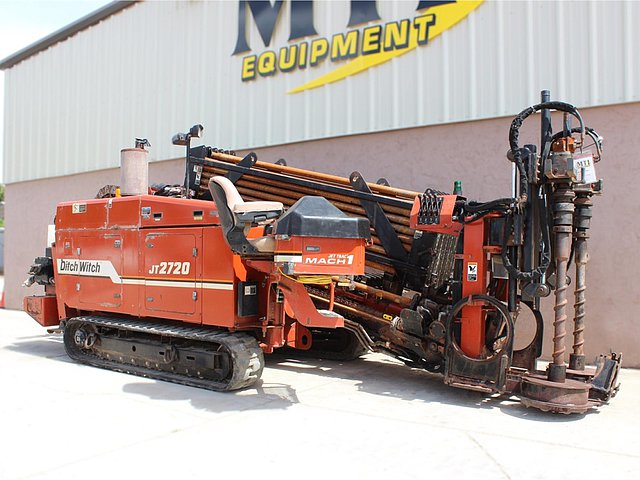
top-left (56, 199), bottom-right (108, 230)
top-left (78, 234), bottom-right (123, 307)
top-left (201, 227), bottom-right (239, 328)
top-left (55, 232), bottom-right (79, 311)
top-left (142, 230), bottom-right (200, 319)
top-left (54, 231), bottom-right (129, 314)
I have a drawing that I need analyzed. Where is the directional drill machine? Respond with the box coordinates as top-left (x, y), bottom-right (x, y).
top-left (24, 92), bottom-right (620, 413)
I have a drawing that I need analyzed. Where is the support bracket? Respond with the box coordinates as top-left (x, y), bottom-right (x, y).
top-left (350, 171), bottom-right (408, 263)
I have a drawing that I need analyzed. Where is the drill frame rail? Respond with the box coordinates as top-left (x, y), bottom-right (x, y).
top-left (185, 149), bottom-right (455, 293)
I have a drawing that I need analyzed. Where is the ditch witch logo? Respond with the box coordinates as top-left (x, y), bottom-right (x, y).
top-left (233, 0), bottom-right (483, 93)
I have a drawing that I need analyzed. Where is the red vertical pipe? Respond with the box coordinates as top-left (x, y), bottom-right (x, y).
top-left (460, 219), bottom-right (488, 357)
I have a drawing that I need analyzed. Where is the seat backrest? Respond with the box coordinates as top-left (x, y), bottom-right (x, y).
top-left (208, 177), bottom-right (235, 235)
top-left (210, 176), bottom-right (244, 211)
top-left (208, 176), bottom-right (260, 256)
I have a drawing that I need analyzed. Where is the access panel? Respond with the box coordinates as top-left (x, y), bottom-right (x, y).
top-left (143, 232), bottom-right (198, 316)
top-left (77, 234), bottom-right (123, 308)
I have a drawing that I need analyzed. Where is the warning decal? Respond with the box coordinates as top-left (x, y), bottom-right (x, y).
top-left (467, 262), bottom-right (478, 282)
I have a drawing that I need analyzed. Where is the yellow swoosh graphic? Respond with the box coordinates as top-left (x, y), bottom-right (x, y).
top-left (288, 1), bottom-right (483, 94)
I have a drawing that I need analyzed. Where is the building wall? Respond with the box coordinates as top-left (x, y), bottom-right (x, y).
top-left (7, 101), bottom-right (640, 366)
top-left (4, 0), bottom-right (640, 183)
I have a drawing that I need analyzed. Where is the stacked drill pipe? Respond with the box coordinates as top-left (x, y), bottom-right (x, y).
top-left (204, 150), bottom-right (420, 198)
top-left (198, 151), bottom-right (422, 275)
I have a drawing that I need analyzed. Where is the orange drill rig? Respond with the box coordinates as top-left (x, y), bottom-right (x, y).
top-left (24, 92), bottom-right (621, 413)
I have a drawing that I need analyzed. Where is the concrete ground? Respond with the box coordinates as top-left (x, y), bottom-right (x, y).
top-left (1, 308), bottom-right (639, 480)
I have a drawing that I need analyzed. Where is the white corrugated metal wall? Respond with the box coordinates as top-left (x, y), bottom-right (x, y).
top-left (3, 0), bottom-right (639, 184)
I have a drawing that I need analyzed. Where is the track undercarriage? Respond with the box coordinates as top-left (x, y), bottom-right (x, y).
top-left (63, 317), bottom-right (264, 391)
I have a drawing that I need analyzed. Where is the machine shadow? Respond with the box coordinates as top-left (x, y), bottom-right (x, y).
top-left (6, 333), bottom-right (300, 412)
top-left (121, 353), bottom-right (493, 416)
top-left (265, 352), bottom-right (592, 422)
top-left (122, 379), bottom-right (300, 413)
top-left (3, 333), bottom-right (70, 361)
top-left (4, 333), bottom-right (590, 420)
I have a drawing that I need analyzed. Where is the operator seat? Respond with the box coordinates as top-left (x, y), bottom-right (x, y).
top-left (208, 176), bottom-right (283, 255)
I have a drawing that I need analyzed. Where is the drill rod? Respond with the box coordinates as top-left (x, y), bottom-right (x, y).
top-left (570, 194), bottom-right (592, 370)
top-left (548, 185), bottom-right (575, 382)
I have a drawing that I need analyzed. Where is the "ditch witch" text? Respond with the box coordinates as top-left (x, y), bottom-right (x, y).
top-left (58, 260), bottom-right (102, 274)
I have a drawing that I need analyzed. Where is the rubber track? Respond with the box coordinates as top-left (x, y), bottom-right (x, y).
top-left (64, 316), bottom-right (264, 391)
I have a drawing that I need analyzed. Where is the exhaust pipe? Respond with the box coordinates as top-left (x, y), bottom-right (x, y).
top-left (120, 138), bottom-right (150, 196)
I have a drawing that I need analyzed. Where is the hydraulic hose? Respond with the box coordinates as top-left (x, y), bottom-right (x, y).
top-left (550, 126), bottom-right (603, 162)
top-left (500, 188), bottom-right (552, 282)
top-left (464, 198), bottom-right (515, 213)
top-left (502, 101), bottom-right (583, 282)
top-left (508, 101), bottom-right (585, 205)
